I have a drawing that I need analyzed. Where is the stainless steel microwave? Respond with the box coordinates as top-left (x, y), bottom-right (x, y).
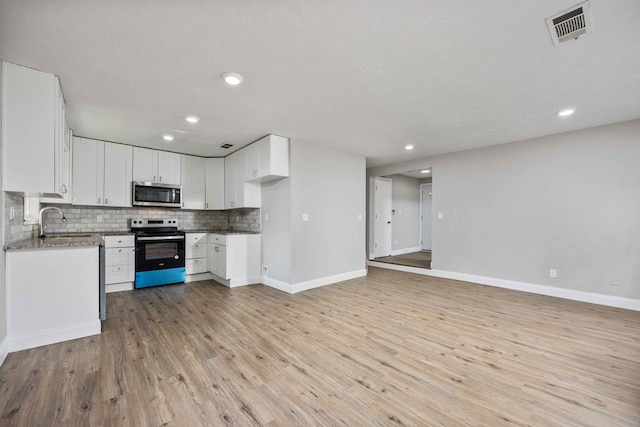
top-left (132, 182), bottom-right (182, 208)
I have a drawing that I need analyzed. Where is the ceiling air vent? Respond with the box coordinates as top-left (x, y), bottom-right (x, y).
top-left (220, 143), bottom-right (233, 149)
top-left (546, 1), bottom-right (590, 46)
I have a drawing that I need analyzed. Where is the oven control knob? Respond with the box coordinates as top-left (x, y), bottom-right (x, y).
top-left (174, 255), bottom-right (179, 259)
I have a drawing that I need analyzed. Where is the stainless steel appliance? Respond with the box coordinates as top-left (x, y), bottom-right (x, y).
top-left (132, 182), bottom-right (182, 208)
top-left (132, 218), bottom-right (186, 288)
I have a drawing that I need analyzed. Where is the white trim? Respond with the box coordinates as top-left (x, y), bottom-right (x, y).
top-left (0, 337), bottom-right (8, 367)
top-left (209, 274), bottom-right (262, 288)
top-left (262, 269), bottom-right (367, 294)
top-left (8, 321), bottom-right (101, 352)
top-left (184, 272), bottom-right (214, 283)
top-left (105, 282), bottom-right (134, 293)
top-left (367, 261), bottom-right (640, 312)
top-left (261, 276), bottom-right (294, 293)
top-left (390, 246), bottom-right (421, 256)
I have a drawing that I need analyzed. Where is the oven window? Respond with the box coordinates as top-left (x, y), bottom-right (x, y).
top-left (145, 242), bottom-right (177, 260)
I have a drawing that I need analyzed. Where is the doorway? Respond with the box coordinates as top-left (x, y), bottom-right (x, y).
top-left (369, 170), bottom-right (433, 270)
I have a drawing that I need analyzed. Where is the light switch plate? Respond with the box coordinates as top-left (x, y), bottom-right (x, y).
top-left (302, 213), bottom-right (310, 221)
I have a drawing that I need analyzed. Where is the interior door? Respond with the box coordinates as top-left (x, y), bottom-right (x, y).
top-left (421, 183), bottom-right (433, 250)
top-left (374, 177), bottom-right (392, 257)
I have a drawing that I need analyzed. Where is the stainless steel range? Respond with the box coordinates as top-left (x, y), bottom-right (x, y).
top-left (131, 218), bottom-right (186, 289)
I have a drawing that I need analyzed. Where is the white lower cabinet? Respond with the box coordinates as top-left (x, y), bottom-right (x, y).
top-left (186, 233), bottom-right (208, 275)
top-left (6, 246), bottom-right (101, 351)
top-left (208, 233), bottom-right (260, 287)
top-left (103, 235), bottom-right (135, 292)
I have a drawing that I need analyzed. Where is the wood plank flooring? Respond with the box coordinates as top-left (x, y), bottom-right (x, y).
top-left (375, 251), bottom-right (431, 269)
top-left (1, 267), bottom-right (639, 426)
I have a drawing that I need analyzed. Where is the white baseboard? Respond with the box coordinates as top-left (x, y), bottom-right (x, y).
top-left (209, 273), bottom-right (261, 288)
top-left (105, 282), bottom-right (134, 293)
top-left (8, 321), bottom-right (102, 352)
top-left (262, 269), bottom-right (367, 294)
top-left (185, 272), bottom-right (214, 283)
top-left (390, 246), bottom-right (422, 256)
top-left (0, 337), bottom-right (8, 367)
top-left (367, 261), bottom-right (640, 312)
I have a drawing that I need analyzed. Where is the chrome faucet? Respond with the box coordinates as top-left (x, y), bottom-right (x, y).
top-left (38, 206), bottom-right (66, 237)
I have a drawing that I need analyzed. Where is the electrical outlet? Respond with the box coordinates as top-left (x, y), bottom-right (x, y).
top-left (264, 213), bottom-right (269, 222)
top-left (610, 276), bottom-right (619, 286)
top-left (437, 212), bottom-right (443, 220)
top-left (262, 265), bottom-right (268, 277)
top-left (549, 269), bottom-right (557, 278)
top-left (97, 215), bottom-right (103, 223)
top-left (302, 213), bottom-right (309, 221)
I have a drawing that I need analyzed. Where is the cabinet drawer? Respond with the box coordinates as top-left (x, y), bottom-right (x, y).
top-left (186, 243), bottom-right (207, 259)
top-left (186, 258), bottom-right (208, 275)
top-left (103, 235), bottom-right (134, 248)
top-left (209, 234), bottom-right (227, 246)
top-left (106, 247), bottom-right (132, 266)
top-left (106, 265), bottom-right (133, 284)
top-left (186, 233), bottom-right (208, 245)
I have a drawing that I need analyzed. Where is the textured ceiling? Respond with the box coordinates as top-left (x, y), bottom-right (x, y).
top-left (1, 0), bottom-right (639, 167)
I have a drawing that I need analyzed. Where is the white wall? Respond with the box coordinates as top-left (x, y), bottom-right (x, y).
top-left (369, 119), bottom-right (640, 300)
top-left (290, 140), bottom-right (366, 284)
top-left (261, 177), bottom-right (292, 284)
top-left (261, 139), bottom-right (367, 291)
top-left (386, 174), bottom-right (421, 252)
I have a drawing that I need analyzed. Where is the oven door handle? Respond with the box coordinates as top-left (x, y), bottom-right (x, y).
top-left (136, 235), bottom-right (185, 241)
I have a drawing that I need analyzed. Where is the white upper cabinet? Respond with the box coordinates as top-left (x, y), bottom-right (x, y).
top-left (103, 142), bottom-right (133, 207)
top-left (244, 135), bottom-right (289, 182)
top-left (72, 137), bottom-right (132, 207)
top-left (2, 62), bottom-right (66, 196)
top-left (71, 137), bottom-right (103, 206)
top-left (133, 147), bottom-right (181, 185)
top-left (225, 150), bottom-right (260, 209)
top-left (181, 155), bottom-right (206, 210)
top-left (205, 158), bottom-right (225, 210)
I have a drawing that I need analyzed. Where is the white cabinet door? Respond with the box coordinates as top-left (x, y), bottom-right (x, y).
top-left (3, 62), bottom-right (64, 195)
top-left (157, 151), bottom-right (181, 185)
top-left (224, 152), bottom-right (238, 209)
top-left (41, 126), bottom-right (72, 204)
top-left (103, 142), bottom-right (133, 207)
top-left (133, 147), bottom-right (181, 185)
top-left (244, 135), bottom-right (289, 183)
top-left (225, 150), bottom-right (260, 209)
top-left (205, 158), bottom-right (225, 210)
top-left (209, 243), bottom-right (226, 277)
top-left (71, 137), bottom-right (104, 205)
top-left (181, 155), bottom-right (206, 209)
top-left (132, 147), bottom-right (156, 182)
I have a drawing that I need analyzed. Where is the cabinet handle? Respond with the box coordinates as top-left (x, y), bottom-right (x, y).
top-left (153, 175), bottom-right (157, 182)
top-left (97, 197), bottom-right (101, 204)
top-left (61, 184), bottom-right (67, 193)
top-left (206, 203), bottom-right (209, 209)
top-left (105, 198), bottom-right (109, 205)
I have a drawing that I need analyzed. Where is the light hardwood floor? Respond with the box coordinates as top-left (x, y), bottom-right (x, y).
top-left (1, 267), bottom-right (639, 426)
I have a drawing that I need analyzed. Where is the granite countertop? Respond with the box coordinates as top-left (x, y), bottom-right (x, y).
top-left (5, 233), bottom-right (104, 250)
top-left (180, 229), bottom-right (261, 235)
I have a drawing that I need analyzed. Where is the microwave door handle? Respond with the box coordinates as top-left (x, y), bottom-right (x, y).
top-left (136, 235), bottom-right (185, 241)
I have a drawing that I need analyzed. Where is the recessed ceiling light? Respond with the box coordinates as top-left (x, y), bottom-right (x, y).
top-left (162, 134), bottom-right (174, 142)
top-left (185, 115), bottom-right (199, 124)
top-left (421, 169), bottom-right (430, 174)
top-left (222, 72), bottom-right (243, 86)
top-left (558, 108), bottom-right (575, 117)
top-left (405, 144), bottom-right (414, 150)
